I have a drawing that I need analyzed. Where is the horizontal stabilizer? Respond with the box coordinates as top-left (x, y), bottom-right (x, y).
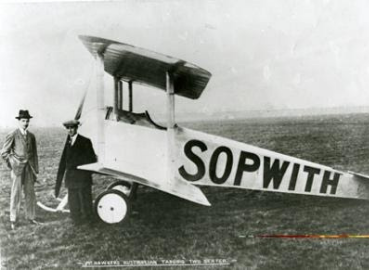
top-left (349, 171), bottom-right (369, 181)
top-left (78, 163), bottom-right (211, 206)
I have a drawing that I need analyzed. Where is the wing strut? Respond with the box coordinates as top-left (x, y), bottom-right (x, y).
top-left (166, 72), bottom-right (175, 187)
top-left (93, 48), bottom-right (105, 164)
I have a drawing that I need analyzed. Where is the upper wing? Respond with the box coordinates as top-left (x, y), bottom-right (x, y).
top-left (79, 35), bottom-right (212, 100)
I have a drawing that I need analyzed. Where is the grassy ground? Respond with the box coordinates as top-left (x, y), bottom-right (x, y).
top-left (1, 114), bottom-right (369, 269)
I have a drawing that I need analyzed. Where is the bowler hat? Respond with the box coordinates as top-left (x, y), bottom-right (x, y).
top-left (63, 119), bottom-right (80, 128)
top-left (15, 110), bottom-right (33, 119)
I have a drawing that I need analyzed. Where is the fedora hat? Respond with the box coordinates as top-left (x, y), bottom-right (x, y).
top-left (63, 119), bottom-right (80, 128)
top-left (15, 110), bottom-right (33, 119)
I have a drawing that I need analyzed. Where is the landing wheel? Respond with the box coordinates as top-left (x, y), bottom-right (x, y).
top-left (95, 190), bottom-right (131, 224)
top-left (107, 181), bottom-right (138, 199)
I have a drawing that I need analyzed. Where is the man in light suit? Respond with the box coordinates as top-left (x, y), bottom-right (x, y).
top-left (1, 110), bottom-right (39, 230)
top-left (55, 119), bottom-right (97, 225)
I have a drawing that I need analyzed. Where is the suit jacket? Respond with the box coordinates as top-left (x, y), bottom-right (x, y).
top-left (55, 134), bottom-right (97, 196)
top-left (1, 129), bottom-right (38, 177)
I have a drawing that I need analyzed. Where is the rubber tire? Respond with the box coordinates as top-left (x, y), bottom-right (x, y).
top-left (94, 190), bottom-right (131, 224)
top-left (107, 180), bottom-right (138, 199)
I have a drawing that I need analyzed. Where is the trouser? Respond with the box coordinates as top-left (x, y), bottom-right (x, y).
top-left (68, 186), bottom-right (93, 223)
top-left (10, 164), bottom-right (36, 222)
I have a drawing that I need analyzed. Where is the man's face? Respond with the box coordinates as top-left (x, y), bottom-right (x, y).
top-left (67, 126), bottom-right (78, 137)
top-left (18, 118), bottom-right (30, 130)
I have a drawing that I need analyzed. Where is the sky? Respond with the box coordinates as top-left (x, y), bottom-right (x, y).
top-left (1, 0), bottom-right (369, 127)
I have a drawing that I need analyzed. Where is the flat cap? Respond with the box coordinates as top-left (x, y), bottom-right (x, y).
top-left (63, 119), bottom-right (80, 128)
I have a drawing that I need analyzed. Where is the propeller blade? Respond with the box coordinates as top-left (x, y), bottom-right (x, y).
top-left (74, 90), bottom-right (88, 120)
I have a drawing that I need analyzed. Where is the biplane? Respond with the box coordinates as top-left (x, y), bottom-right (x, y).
top-left (38, 35), bottom-right (369, 224)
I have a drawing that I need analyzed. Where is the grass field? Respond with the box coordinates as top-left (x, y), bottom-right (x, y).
top-left (1, 114), bottom-right (369, 269)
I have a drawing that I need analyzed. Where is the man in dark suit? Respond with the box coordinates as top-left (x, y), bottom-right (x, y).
top-left (55, 119), bottom-right (97, 225)
top-left (1, 110), bottom-right (39, 230)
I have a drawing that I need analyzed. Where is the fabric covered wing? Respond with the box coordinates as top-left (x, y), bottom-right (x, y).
top-left (79, 35), bottom-right (211, 99)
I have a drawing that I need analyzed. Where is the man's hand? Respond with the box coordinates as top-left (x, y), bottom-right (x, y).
top-left (6, 155), bottom-right (14, 170)
top-left (5, 159), bottom-right (12, 170)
